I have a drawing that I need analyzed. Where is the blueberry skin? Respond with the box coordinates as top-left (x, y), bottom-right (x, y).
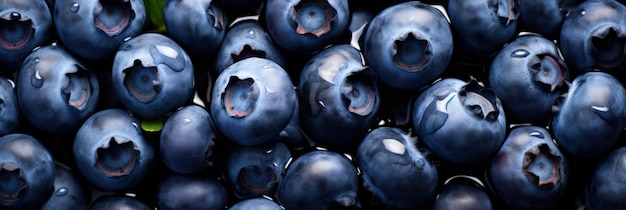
top-left (277, 150), bottom-right (359, 210)
top-left (356, 127), bottom-right (439, 209)
top-left (156, 174), bottom-right (228, 210)
top-left (488, 34), bottom-right (569, 123)
top-left (225, 142), bottom-right (291, 199)
top-left (412, 78), bottom-right (507, 165)
top-left (112, 33), bottom-right (195, 119)
top-left (0, 76), bottom-right (20, 136)
top-left (213, 20), bottom-right (287, 75)
top-left (163, 0), bottom-right (226, 56)
top-left (160, 105), bottom-right (216, 174)
top-left (517, 0), bottom-right (583, 39)
top-left (0, 133), bottom-right (55, 210)
top-left (264, 0), bottom-right (350, 55)
top-left (73, 108), bottom-right (155, 192)
top-left (551, 72), bottom-right (626, 159)
top-left (488, 126), bottom-right (569, 210)
top-left (17, 44), bottom-right (100, 134)
top-left (0, 0), bottom-right (52, 71)
top-left (54, 0), bottom-right (146, 60)
top-left (90, 195), bottom-right (151, 210)
top-left (210, 57), bottom-right (296, 146)
top-left (362, 1), bottom-right (453, 91)
top-left (298, 44), bottom-right (380, 148)
top-left (228, 197), bottom-right (283, 210)
top-left (446, 0), bottom-right (518, 56)
top-left (586, 146), bottom-right (626, 210)
top-left (560, 0), bottom-right (626, 72)
top-left (432, 176), bottom-right (493, 210)
top-left (40, 164), bottom-right (89, 210)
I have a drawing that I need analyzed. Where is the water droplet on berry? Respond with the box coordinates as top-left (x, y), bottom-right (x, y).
top-left (70, 2), bottom-right (80, 13)
top-left (55, 187), bottom-right (68, 196)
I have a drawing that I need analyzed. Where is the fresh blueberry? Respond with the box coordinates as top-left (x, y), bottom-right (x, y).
top-left (160, 104), bottom-right (216, 174)
top-left (432, 176), bottom-right (493, 210)
top-left (517, 0), bottom-right (584, 39)
top-left (225, 142), bottom-right (291, 199)
top-left (362, 1), bottom-right (453, 91)
top-left (112, 33), bottom-right (195, 119)
top-left (163, 0), bottom-right (226, 57)
top-left (54, 0), bottom-right (146, 60)
top-left (210, 57), bottom-right (296, 146)
top-left (156, 173), bottom-right (228, 210)
top-left (277, 150), bottom-right (359, 209)
top-left (0, 0), bottom-right (52, 71)
top-left (0, 76), bottom-right (20, 136)
top-left (560, 0), bottom-right (626, 72)
top-left (17, 44), bottom-right (99, 134)
top-left (551, 71), bottom-right (626, 159)
top-left (413, 78), bottom-right (506, 165)
top-left (228, 197), bottom-right (283, 210)
top-left (356, 126), bottom-right (439, 209)
top-left (90, 195), bottom-right (151, 210)
top-left (40, 163), bottom-right (89, 210)
top-left (446, 0), bottom-right (518, 56)
top-left (488, 34), bottom-right (568, 123)
top-left (488, 126), bottom-right (569, 209)
top-left (298, 44), bottom-right (379, 148)
top-left (264, 0), bottom-right (350, 55)
top-left (73, 108), bottom-right (155, 192)
top-left (0, 133), bottom-right (56, 210)
top-left (212, 19), bottom-right (287, 76)
top-left (586, 146), bottom-right (626, 209)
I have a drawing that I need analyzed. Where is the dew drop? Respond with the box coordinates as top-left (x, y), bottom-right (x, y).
top-left (581, 10), bottom-right (586, 16)
top-left (35, 70), bottom-right (42, 80)
top-left (123, 37), bottom-right (132, 42)
top-left (511, 49), bottom-right (530, 58)
top-left (183, 118), bottom-right (191, 124)
top-left (246, 30), bottom-right (256, 38)
top-left (55, 187), bottom-right (68, 196)
top-left (70, 2), bottom-right (80, 13)
top-left (34, 58), bottom-right (39, 63)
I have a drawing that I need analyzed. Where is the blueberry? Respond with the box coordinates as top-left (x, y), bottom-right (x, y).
top-left (264, 0), bottom-right (350, 54)
top-left (356, 127), bottom-right (438, 209)
top-left (0, 76), bottom-right (20, 136)
top-left (90, 195), bottom-right (151, 210)
top-left (112, 33), bottom-right (195, 119)
top-left (488, 126), bottom-right (569, 209)
top-left (156, 173), bottom-right (228, 210)
top-left (0, 133), bottom-right (55, 210)
top-left (488, 34), bottom-right (569, 123)
top-left (17, 44), bottom-right (100, 134)
top-left (362, 1), bottom-right (453, 91)
top-left (73, 108), bottom-right (155, 192)
top-left (212, 19), bottom-right (287, 76)
top-left (517, 0), bottom-right (584, 39)
top-left (298, 44), bottom-right (380, 148)
top-left (210, 57), bottom-right (296, 146)
top-left (560, 0), bottom-right (626, 72)
top-left (552, 71), bottom-right (626, 159)
top-left (40, 163), bottom-right (89, 210)
top-left (54, 0), bottom-right (146, 60)
top-left (586, 146), bottom-right (626, 209)
top-left (277, 150), bottom-right (359, 209)
top-left (160, 105), bottom-right (216, 174)
top-left (0, 0), bottom-right (52, 71)
top-left (228, 197), bottom-right (283, 210)
top-left (225, 142), bottom-right (291, 199)
top-left (446, 0), bottom-right (518, 56)
top-left (432, 176), bottom-right (493, 210)
top-left (413, 78), bottom-right (506, 165)
top-left (163, 0), bottom-right (226, 57)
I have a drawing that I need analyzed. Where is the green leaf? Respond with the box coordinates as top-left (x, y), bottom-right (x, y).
top-left (144, 0), bottom-right (167, 33)
top-left (141, 118), bottom-right (164, 132)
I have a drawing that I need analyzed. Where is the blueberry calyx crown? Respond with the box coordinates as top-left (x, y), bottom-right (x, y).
top-left (293, 0), bottom-right (336, 37)
top-left (95, 136), bottom-right (140, 177)
top-left (0, 162), bottom-right (27, 206)
top-left (522, 139), bottom-right (561, 188)
top-left (94, 0), bottom-right (135, 37)
top-left (0, 12), bottom-right (33, 50)
top-left (459, 80), bottom-right (499, 121)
